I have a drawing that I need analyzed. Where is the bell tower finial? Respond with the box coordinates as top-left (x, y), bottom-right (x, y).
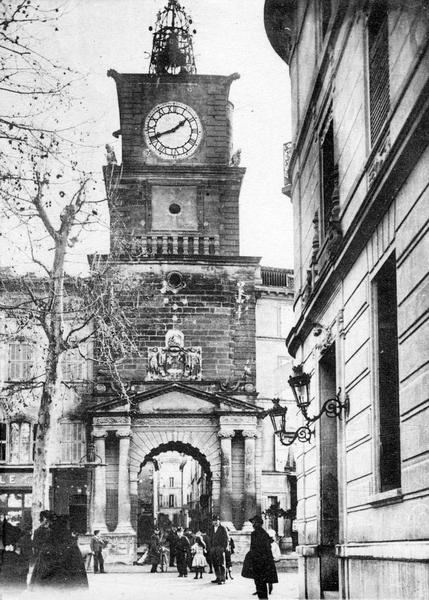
top-left (148, 0), bottom-right (197, 75)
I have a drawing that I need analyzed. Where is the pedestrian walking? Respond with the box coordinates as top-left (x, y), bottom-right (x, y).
top-left (148, 528), bottom-right (162, 572)
top-left (241, 515), bottom-right (278, 599)
top-left (166, 527), bottom-right (178, 567)
top-left (90, 529), bottom-right (108, 574)
top-left (209, 514), bottom-right (228, 585)
top-left (30, 515), bottom-right (88, 589)
top-left (191, 534), bottom-right (207, 579)
top-left (175, 527), bottom-right (190, 577)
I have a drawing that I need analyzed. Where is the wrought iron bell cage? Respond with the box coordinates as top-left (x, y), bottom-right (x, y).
top-left (148, 0), bottom-right (197, 75)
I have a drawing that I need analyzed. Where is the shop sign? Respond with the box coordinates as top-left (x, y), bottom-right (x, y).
top-left (0, 472), bottom-right (33, 487)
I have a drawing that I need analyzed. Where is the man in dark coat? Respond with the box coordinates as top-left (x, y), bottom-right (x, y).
top-left (166, 527), bottom-right (178, 567)
top-left (90, 529), bottom-right (108, 574)
top-left (148, 529), bottom-right (161, 572)
top-left (208, 514), bottom-right (228, 584)
top-left (244, 515), bottom-right (278, 599)
top-left (175, 528), bottom-right (190, 577)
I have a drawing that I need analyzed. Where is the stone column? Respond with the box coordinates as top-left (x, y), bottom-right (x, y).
top-left (153, 460), bottom-right (159, 526)
top-left (92, 429), bottom-right (107, 532)
top-left (243, 430), bottom-right (258, 521)
top-left (218, 429), bottom-right (235, 526)
top-left (115, 429), bottom-right (134, 533)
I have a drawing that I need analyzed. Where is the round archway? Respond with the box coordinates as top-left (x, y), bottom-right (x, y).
top-left (140, 440), bottom-right (213, 479)
top-left (135, 440), bottom-right (214, 542)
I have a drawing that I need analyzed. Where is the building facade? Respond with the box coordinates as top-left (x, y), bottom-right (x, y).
top-left (256, 267), bottom-right (297, 549)
top-left (265, 0), bottom-right (429, 598)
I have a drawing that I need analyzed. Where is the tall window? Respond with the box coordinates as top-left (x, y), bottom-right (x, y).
top-left (62, 348), bottom-right (87, 381)
top-left (169, 476), bottom-right (174, 487)
top-left (278, 305), bottom-right (291, 338)
top-left (0, 420), bottom-right (6, 461)
top-left (368, 0), bottom-right (390, 144)
top-left (9, 421), bottom-right (32, 463)
top-left (169, 494), bottom-right (175, 508)
top-left (373, 253), bottom-right (401, 491)
top-left (8, 343), bottom-right (33, 381)
top-left (60, 422), bottom-right (86, 463)
top-left (320, 116), bottom-right (335, 238)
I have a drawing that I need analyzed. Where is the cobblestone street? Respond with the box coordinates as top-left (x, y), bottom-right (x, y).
top-left (2, 567), bottom-right (299, 600)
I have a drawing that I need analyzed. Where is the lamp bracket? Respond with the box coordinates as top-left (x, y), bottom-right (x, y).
top-left (302, 388), bottom-right (349, 424)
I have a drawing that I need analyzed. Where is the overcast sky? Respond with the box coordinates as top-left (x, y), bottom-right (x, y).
top-left (6, 0), bottom-right (294, 272)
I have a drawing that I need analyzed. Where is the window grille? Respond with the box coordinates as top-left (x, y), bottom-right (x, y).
top-left (60, 422), bottom-right (86, 463)
top-left (368, 1), bottom-right (390, 144)
top-left (8, 343), bottom-right (33, 381)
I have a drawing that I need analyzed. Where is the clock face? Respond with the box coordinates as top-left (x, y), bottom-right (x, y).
top-left (143, 101), bottom-right (203, 160)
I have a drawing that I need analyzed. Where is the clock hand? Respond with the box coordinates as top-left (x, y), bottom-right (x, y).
top-left (153, 118), bottom-right (187, 139)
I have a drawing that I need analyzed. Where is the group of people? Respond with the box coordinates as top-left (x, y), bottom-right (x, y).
top-left (147, 515), bottom-right (235, 583)
top-left (0, 510), bottom-right (88, 590)
top-left (147, 514), bottom-right (279, 598)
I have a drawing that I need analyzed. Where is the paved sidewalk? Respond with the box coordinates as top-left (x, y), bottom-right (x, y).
top-left (4, 567), bottom-right (299, 600)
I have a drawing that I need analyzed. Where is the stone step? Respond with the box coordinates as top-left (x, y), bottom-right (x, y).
top-left (323, 591), bottom-right (339, 599)
top-left (231, 552), bottom-right (298, 572)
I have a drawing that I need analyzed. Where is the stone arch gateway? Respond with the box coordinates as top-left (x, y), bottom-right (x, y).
top-left (89, 382), bottom-right (265, 563)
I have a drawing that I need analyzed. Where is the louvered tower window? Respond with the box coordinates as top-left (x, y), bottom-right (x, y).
top-left (368, 1), bottom-right (390, 144)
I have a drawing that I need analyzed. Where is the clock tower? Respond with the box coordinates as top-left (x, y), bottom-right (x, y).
top-left (94, 0), bottom-right (263, 549)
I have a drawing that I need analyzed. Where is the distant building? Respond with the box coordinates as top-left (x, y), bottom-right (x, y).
top-left (256, 267), bottom-right (297, 549)
top-left (265, 0), bottom-right (429, 598)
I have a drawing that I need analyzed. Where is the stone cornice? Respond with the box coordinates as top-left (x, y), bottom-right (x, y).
top-left (88, 254), bottom-right (261, 268)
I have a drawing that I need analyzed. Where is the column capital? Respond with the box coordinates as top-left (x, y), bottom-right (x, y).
top-left (218, 429), bottom-right (235, 439)
top-left (242, 429), bottom-right (259, 439)
top-left (116, 429), bottom-right (132, 439)
top-left (92, 428), bottom-right (108, 439)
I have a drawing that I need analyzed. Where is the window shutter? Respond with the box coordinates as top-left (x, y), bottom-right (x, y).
top-left (368, 4), bottom-right (390, 144)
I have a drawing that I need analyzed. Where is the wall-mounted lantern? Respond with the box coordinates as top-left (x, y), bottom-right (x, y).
top-left (267, 364), bottom-right (349, 446)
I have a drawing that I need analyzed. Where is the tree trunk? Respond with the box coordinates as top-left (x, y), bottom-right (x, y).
top-left (31, 221), bottom-right (70, 529)
top-left (31, 350), bottom-right (60, 526)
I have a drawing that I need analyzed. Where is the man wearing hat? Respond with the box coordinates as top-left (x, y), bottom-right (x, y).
top-left (242, 515), bottom-right (278, 599)
top-left (208, 515), bottom-right (228, 584)
top-left (175, 528), bottom-right (190, 577)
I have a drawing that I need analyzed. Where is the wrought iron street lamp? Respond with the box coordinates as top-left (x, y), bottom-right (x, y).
top-left (268, 364), bottom-right (349, 446)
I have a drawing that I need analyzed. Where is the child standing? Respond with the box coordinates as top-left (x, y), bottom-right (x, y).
top-left (191, 534), bottom-right (207, 579)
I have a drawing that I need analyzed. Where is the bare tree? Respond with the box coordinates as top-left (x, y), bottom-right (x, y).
top-left (0, 2), bottom-right (139, 528)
